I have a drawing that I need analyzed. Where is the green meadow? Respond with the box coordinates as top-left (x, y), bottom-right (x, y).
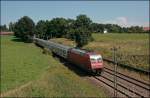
top-left (1, 35), bottom-right (106, 97)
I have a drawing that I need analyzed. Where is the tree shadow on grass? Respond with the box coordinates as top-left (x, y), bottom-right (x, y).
top-left (11, 36), bottom-right (31, 43)
top-left (11, 37), bottom-right (23, 42)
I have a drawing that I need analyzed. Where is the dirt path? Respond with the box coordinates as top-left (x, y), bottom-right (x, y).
top-left (0, 81), bottom-right (32, 97)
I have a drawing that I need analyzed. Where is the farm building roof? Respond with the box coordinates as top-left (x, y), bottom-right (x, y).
top-left (0, 32), bottom-right (14, 35)
top-left (143, 27), bottom-right (150, 31)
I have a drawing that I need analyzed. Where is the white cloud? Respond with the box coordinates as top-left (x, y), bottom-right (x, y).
top-left (103, 17), bottom-right (128, 27)
top-left (116, 17), bottom-right (128, 27)
top-left (101, 17), bottom-right (149, 27)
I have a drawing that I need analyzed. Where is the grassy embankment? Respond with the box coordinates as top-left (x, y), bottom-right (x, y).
top-left (1, 35), bottom-right (106, 97)
top-left (50, 33), bottom-right (149, 70)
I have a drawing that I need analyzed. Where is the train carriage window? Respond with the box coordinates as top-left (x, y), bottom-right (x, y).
top-left (63, 50), bottom-right (66, 54)
top-left (57, 48), bottom-right (59, 53)
top-left (63, 50), bottom-right (66, 57)
top-left (59, 48), bottom-right (62, 55)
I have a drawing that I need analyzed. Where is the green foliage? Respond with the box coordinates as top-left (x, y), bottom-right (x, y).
top-left (35, 18), bottom-right (69, 40)
top-left (47, 18), bottom-right (68, 38)
top-left (144, 30), bottom-right (150, 33)
top-left (74, 28), bottom-right (91, 47)
top-left (0, 24), bottom-right (9, 32)
top-left (65, 19), bottom-right (75, 39)
top-left (90, 23), bottom-right (104, 33)
top-left (75, 14), bottom-right (92, 28)
top-left (35, 20), bottom-right (47, 39)
top-left (9, 22), bottom-right (16, 32)
top-left (10, 14), bottom-right (146, 44)
top-left (14, 16), bottom-right (35, 42)
top-left (90, 23), bottom-right (145, 33)
top-left (34, 14), bottom-right (93, 48)
top-left (127, 26), bottom-right (144, 33)
top-left (73, 14), bottom-right (92, 48)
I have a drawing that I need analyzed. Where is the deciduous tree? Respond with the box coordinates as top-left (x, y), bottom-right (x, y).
top-left (14, 16), bottom-right (35, 42)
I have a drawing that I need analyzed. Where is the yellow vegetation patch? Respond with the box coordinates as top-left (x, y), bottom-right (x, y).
top-left (50, 38), bottom-right (76, 47)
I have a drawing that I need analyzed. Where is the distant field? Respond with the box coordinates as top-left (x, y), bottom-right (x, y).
top-left (51, 33), bottom-right (149, 70)
top-left (1, 35), bottom-right (106, 97)
top-left (86, 33), bottom-right (149, 70)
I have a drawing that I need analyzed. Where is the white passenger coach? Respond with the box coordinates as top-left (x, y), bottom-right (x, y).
top-left (33, 38), bottom-right (71, 58)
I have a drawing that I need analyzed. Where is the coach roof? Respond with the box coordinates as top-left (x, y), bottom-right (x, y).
top-left (48, 40), bottom-right (71, 49)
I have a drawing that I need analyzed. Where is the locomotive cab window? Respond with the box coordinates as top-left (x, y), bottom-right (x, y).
top-left (90, 58), bottom-right (97, 62)
top-left (97, 58), bottom-right (102, 62)
top-left (97, 58), bottom-right (102, 61)
top-left (90, 55), bottom-right (102, 63)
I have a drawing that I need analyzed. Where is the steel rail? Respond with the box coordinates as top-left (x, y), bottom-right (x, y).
top-left (93, 76), bottom-right (131, 98)
top-left (96, 75), bottom-right (144, 97)
top-left (104, 67), bottom-right (150, 91)
top-left (104, 67), bottom-right (150, 87)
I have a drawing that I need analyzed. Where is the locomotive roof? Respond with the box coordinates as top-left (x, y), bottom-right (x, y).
top-left (72, 48), bottom-right (86, 54)
top-left (71, 48), bottom-right (98, 55)
top-left (87, 52), bottom-right (98, 55)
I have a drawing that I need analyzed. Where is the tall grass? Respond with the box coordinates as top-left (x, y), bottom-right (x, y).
top-left (85, 33), bottom-right (149, 70)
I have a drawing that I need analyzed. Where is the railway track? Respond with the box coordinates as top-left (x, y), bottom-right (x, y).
top-left (92, 67), bottom-right (150, 97)
top-left (34, 38), bottom-right (149, 97)
top-left (56, 55), bottom-right (150, 97)
top-left (103, 58), bottom-right (150, 75)
top-left (104, 67), bottom-right (150, 90)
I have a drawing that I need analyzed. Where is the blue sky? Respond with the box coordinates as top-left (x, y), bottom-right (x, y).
top-left (1, 1), bottom-right (149, 27)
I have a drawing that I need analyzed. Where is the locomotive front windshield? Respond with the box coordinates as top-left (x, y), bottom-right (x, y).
top-left (90, 55), bottom-right (102, 63)
top-left (97, 57), bottom-right (102, 62)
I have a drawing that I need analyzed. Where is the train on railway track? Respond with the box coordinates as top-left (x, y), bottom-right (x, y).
top-left (33, 37), bottom-right (104, 74)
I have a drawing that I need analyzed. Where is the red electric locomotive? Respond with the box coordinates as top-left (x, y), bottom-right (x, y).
top-left (34, 38), bottom-right (103, 75)
top-left (68, 48), bottom-right (103, 74)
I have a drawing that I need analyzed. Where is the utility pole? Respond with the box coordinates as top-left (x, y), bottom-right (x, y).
top-left (112, 47), bottom-right (118, 97)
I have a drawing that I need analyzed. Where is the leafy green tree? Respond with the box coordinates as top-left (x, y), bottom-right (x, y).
top-left (47, 18), bottom-right (68, 38)
top-left (75, 14), bottom-right (92, 28)
top-left (9, 22), bottom-right (16, 32)
top-left (127, 26), bottom-right (144, 33)
top-left (14, 16), bottom-right (35, 42)
top-left (35, 20), bottom-right (47, 39)
top-left (74, 27), bottom-right (91, 47)
top-left (0, 24), bottom-right (9, 32)
top-left (65, 19), bottom-right (76, 39)
top-left (110, 24), bottom-right (121, 33)
top-left (90, 23), bottom-right (98, 33)
top-left (73, 14), bottom-right (92, 48)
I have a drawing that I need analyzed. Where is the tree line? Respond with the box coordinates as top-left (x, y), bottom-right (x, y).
top-left (0, 24), bottom-right (9, 32)
top-left (0, 15), bottom-right (148, 47)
